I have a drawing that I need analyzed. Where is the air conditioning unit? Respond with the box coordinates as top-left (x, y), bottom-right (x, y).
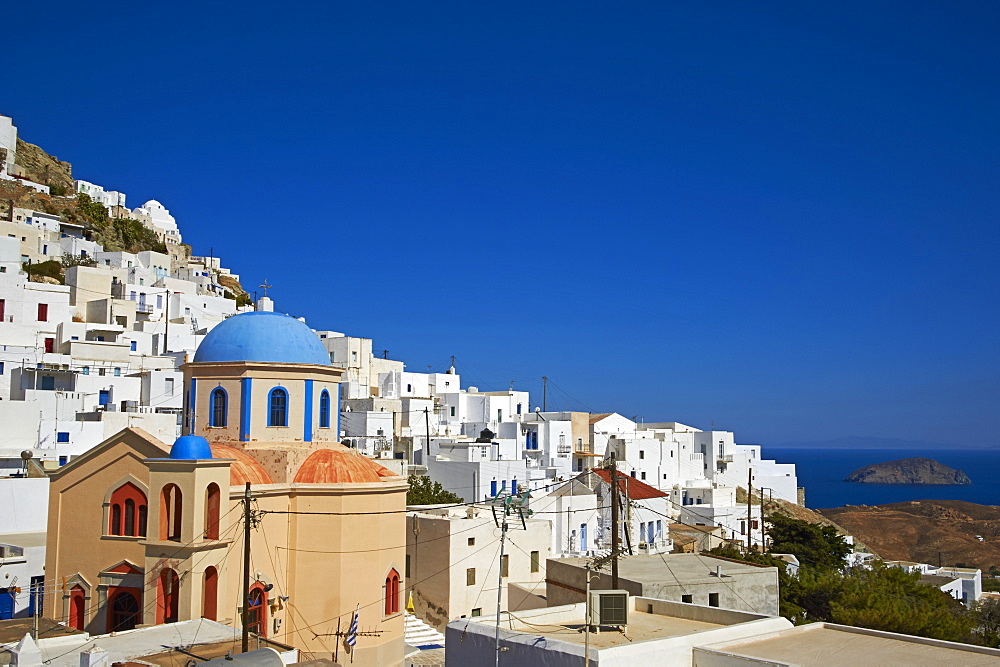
top-left (588, 590), bottom-right (629, 627)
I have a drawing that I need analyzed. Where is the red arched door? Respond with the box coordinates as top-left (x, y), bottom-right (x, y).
top-left (158, 568), bottom-right (179, 624)
top-left (69, 586), bottom-right (85, 630)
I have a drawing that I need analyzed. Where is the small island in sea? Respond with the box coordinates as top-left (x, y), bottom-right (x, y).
top-left (843, 457), bottom-right (972, 485)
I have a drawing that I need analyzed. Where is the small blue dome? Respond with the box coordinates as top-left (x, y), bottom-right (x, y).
top-left (169, 435), bottom-right (213, 460)
top-left (193, 312), bottom-right (330, 365)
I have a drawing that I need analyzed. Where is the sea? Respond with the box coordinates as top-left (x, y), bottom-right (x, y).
top-left (761, 448), bottom-right (1000, 510)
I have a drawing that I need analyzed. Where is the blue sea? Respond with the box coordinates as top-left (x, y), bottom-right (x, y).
top-left (761, 448), bottom-right (1000, 510)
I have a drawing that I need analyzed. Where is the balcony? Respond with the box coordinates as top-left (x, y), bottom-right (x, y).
top-left (718, 454), bottom-right (734, 463)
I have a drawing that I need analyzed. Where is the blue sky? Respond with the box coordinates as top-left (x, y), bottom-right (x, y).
top-left (5, 1), bottom-right (998, 446)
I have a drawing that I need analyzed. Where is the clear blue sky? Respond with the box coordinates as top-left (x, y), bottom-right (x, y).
top-left (5, 2), bottom-right (998, 446)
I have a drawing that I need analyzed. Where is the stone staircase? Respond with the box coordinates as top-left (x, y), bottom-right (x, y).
top-left (404, 613), bottom-right (445, 649)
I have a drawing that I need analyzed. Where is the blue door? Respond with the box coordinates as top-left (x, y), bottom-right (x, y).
top-left (99, 390), bottom-right (110, 406)
top-left (0, 589), bottom-right (13, 619)
top-left (490, 480), bottom-right (498, 497)
top-left (580, 524), bottom-right (588, 552)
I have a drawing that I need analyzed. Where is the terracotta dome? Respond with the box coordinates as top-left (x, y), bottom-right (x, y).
top-left (294, 447), bottom-right (398, 484)
top-left (210, 444), bottom-right (274, 485)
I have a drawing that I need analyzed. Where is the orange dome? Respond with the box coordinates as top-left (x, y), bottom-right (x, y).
top-left (294, 447), bottom-right (399, 484)
top-left (210, 444), bottom-right (274, 486)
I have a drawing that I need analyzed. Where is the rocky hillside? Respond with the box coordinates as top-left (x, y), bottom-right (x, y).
top-left (844, 457), bottom-right (971, 485)
top-left (14, 137), bottom-right (74, 192)
top-left (820, 499), bottom-right (1000, 570)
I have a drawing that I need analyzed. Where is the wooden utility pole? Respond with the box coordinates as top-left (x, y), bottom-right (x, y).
top-left (746, 469), bottom-right (753, 553)
top-left (241, 482), bottom-right (252, 653)
top-left (609, 453), bottom-right (620, 589)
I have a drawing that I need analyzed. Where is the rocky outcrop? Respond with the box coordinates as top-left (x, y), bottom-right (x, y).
top-left (14, 138), bottom-right (74, 191)
top-left (844, 457), bottom-right (971, 485)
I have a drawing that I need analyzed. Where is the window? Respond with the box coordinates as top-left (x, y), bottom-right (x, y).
top-left (531, 551), bottom-right (540, 573)
top-left (384, 569), bottom-right (400, 615)
top-left (114, 367), bottom-right (121, 377)
top-left (709, 593), bottom-right (720, 607)
top-left (205, 483), bottom-right (221, 539)
top-left (468, 537), bottom-right (475, 546)
top-left (203, 567), bottom-right (218, 621)
top-left (405, 555), bottom-right (410, 579)
top-left (98, 367), bottom-right (106, 376)
top-left (165, 378), bottom-right (174, 395)
top-left (268, 387), bottom-right (288, 427)
top-left (471, 608), bottom-right (482, 617)
top-left (641, 472), bottom-right (646, 480)
top-left (130, 341), bottom-right (137, 352)
top-left (639, 451), bottom-right (645, 459)
top-left (466, 568), bottom-right (476, 586)
top-left (210, 388), bottom-right (227, 427)
top-left (37, 303), bottom-right (48, 321)
top-left (0, 363), bottom-right (4, 375)
top-left (497, 409), bottom-right (502, 422)
top-left (108, 482), bottom-right (147, 537)
top-left (682, 594), bottom-right (693, 604)
top-left (247, 585), bottom-right (267, 636)
top-left (44, 337), bottom-right (54, 353)
top-left (160, 484), bottom-right (182, 541)
top-left (450, 406), bottom-right (455, 417)
top-left (319, 389), bottom-right (331, 428)
top-left (500, 555), bottom-right (509, 578)
top-left (109, 591), bottom-right (140, 632)
top-left (58, 455), bottom-right (67, 466)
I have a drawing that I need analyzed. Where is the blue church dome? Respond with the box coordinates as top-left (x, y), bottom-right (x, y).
top-left (193, 312), bottom-right (331, 365)
top-left (169, 435), bottom-right (213, 459)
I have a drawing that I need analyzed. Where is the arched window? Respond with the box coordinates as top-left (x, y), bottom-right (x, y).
top-left (247, 585), bottom-right (267, 637)
top-left (203, 567), bottom-right (218, 621)
top-left (160, 484), bottom-right (182, 542)
top-left (158, 568), bottom-right (179, 624)
top-left (384, 569), bottom-right (400, 615)
top-left (268, 388), bottom-right (287, 427)
top-left (210, 388), bottom-right (227, 427)
top-left (110, 504), bottom-right (122, 536)
top-left (124, 499), bottom-right (136, 536)
top-left (205, 483), bottom-right (220, 540)
top-left (108, 482), bottom-right (147, 537)
top-left (319, 389), bottom-right (331, 429)
top-left (69, 586), bottom-right (86, 631)
top-left (110, 591), bottom-right (140, 632)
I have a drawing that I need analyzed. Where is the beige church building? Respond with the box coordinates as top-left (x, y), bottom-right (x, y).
top-left (43, 311), bottom-right (408, 665)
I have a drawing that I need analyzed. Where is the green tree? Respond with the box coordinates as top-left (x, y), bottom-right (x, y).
top-left (406, 476), bottom-right (462, 505)
top-left (767, 513), bottom-right (851, 571)
top-left (973, 598), bottom-right (1000, 647)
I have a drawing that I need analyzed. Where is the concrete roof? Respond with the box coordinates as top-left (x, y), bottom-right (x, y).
top-left (0, 618), bottom-right (83, 645)
top-left (22, 619), bottom-right (292, 667)
top-left (555, 553), bottom-right (773, 585)
top-left (920, 574), bottom-right (957, 587)
top-left (703, 623), bottom-right (1000, 665)
top-left (0, 531), bottom-right (46, 548)
top-left (502, 608), bottom-right (726, 649)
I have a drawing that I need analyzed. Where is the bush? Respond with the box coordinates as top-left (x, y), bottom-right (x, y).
top-left (23, 260), bottom-right (63, 282)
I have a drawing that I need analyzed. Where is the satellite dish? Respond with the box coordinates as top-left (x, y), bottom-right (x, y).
top-left (534, 407), bottom-right (541, 413)
top-left (20, 450), bottom-right (33, 461)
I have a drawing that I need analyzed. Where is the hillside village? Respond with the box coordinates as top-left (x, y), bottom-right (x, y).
top-left (1, 113), bottom-right (998, 666)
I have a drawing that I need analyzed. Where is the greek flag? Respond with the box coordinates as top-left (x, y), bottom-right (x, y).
top-left (346, 605), bottom-right (359, 648)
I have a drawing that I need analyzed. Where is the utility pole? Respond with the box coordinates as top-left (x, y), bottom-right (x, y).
top-left (746, 468), bottom-right (753, 553)
top-left (609, 453), bottom-right (620, 589)
top-left (583, 565), bottom-right (592, 667)
top-left (495, 516), bottom-right (508, 667)
top-left (542, 376), bottom-right (547, 412)
top-left (424, 408), bottom-right (431, 462)
top-left (241, 482), bottom-right (252, 653)
top-left (163, 291), bottom-right (170, 355)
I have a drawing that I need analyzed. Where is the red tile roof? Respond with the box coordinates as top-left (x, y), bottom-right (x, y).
top-left (210, 444), bottom-right (274, 486)
top-left (592, 468), bottom-right (667, 499)
top-left (293, 447), bottom-right (399, 484)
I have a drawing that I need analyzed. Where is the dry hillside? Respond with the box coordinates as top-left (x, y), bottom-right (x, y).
top-left (820, 499), bottom-right (1000, 570)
